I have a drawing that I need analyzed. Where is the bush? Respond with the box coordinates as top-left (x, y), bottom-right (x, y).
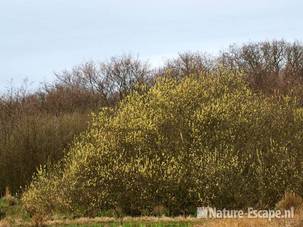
top-left (22, 71), bottom-right (303, 217)
top-left (152, 205), bottom-right (168, 217)
top-left (0, 193), bottom-right (29, 224)
top-left (0, 55), bottom-right (151, 195)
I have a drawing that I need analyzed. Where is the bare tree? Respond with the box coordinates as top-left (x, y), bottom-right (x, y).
top-left (100, 55), bottom-right (151, 100)
top-left (162, 52), bottom-right (214, 79)
top-left (219, 40), bottom-right (303, 92)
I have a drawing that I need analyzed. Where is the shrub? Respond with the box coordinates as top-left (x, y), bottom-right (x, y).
top-left (22, 71), bottom-right (303, 217)
top-left (152, 205), bottom-right (168, 217)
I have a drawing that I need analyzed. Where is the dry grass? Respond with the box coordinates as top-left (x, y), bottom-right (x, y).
top-left (276, 192), bottom-right (303, 212)
top-left (41, 214), bottom-right (303, 227)
top-left (1, 216), bottom-right (302, 227)
top-left (0, 220), bottom-right (10, 227)
top-left (196, 217), bottom-right (303, 227)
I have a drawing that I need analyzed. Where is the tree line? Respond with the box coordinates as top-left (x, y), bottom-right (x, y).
top-left (1, 40), bottom-right (303, 197)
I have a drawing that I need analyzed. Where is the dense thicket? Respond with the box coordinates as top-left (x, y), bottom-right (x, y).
top-left (22, 71), bottom-right (303, 217)
top-left (0, 56), bottom-right (149, 194)
top-left (1, 41), bottom-right (303, 214)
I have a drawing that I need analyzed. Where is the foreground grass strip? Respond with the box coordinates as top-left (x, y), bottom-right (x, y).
top-left (46, 217), bottom-right (196, 226)
top-left (41, 215), bottom-right (303, 227)
top-left (58, 224), bottom-right (192, 227)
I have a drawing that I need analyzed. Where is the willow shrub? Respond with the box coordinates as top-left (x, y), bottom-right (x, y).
top-left (22, 72), bottom-right (303, 217)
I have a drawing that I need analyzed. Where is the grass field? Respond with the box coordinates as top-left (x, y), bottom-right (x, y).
top-left (1, 196), bottom-right (303, 227)
top-left (4, 216), bottom-right (297, 227)
top-left (1, 216), bottom-right (302, 226)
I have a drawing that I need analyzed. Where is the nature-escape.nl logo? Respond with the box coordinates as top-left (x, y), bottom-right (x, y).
top-left (197, 207), bottom-right (294, 220)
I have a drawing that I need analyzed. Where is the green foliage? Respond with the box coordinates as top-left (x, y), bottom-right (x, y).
top-left (0, 196), bottom-right (30, 223)
top-left (22, 71), bottom-right (303, 217)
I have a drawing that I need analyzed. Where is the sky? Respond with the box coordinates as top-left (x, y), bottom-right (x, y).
top-left (0, 0), bottom-right (303, 91)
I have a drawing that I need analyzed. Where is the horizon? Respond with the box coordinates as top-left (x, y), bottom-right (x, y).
top-left (1, 0), bottom-right (303, 90)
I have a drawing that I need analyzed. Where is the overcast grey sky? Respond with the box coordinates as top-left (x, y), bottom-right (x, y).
top-left (0, 0), bottom-right (302, 90)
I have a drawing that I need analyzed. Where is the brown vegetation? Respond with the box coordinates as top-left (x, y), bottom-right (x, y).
top-left (0, 41), bottom-right (303, 225)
